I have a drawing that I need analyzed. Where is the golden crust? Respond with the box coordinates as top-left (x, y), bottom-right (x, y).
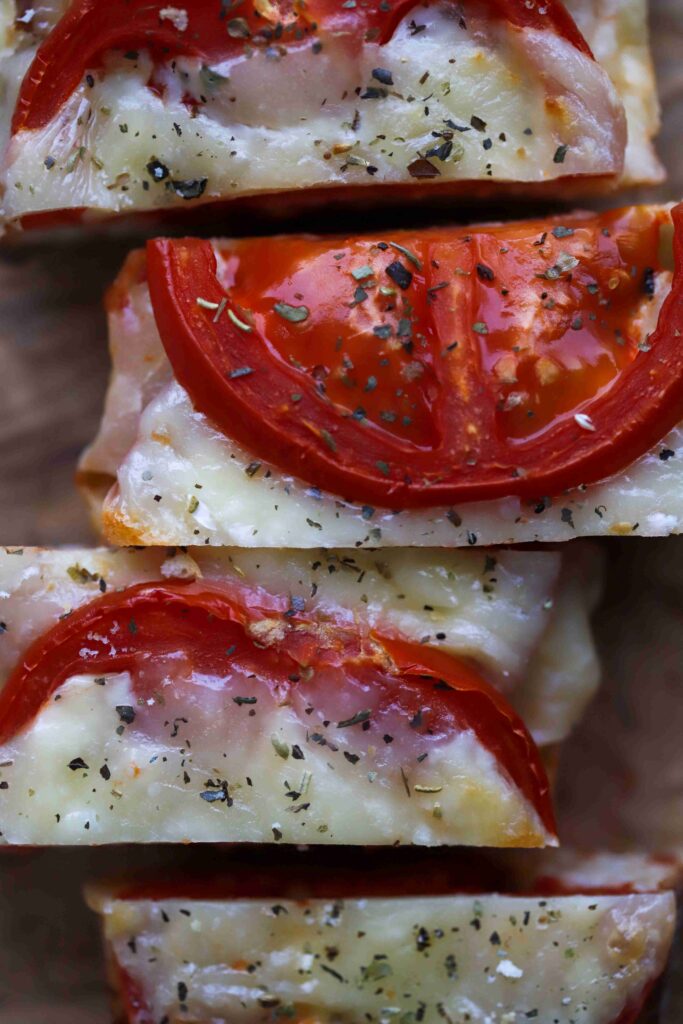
top-left (77, 470), bottom-right (166, 546)
top-left (101, 505), bottom-right (158, 547)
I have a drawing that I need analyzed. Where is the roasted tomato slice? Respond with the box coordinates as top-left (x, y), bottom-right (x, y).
top-left (0, 579), bottom-right (554, 834)
top-left (146, 204), bottom-right (682, 508)
top-left (13, 0), bottom-right (591, 134)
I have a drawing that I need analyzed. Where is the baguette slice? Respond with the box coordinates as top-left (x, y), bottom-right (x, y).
top-left (0, 0), bottom-right (661, 228)
top-left (81, 205), bottom-right (683, 547)
top-left (87, 847), bottom-right (677, 1024)
top-left (0, 543), bottom-right (601, 846)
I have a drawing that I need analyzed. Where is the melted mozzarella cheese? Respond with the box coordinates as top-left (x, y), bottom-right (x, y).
top-left (81, 255), bottom-right (683, 547)
top-left (91, 890), bottom-right (676, 1024)
top-left (0, 545), bottom-right (601, 747)
top-left (564, 0), bottom-right (663, 185)
top-left (510, 848), bottom-right (683, 895)
top-left (0, 0), bottom-right (641, 221)
top-left (0, 666), bottom-right (550, 846)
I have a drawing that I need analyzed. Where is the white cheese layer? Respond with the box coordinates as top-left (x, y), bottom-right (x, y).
top-left (81, 254), bottom-right (683, 546)
top-left (566, 0), bottom-right (662, 185)
top-left (510, 848), bottom-right (683, 895)
top-left (91, 891), bottom-right (676, 1024)
top-left (0, 664), bottom-right (550, 846)
top-left (0, 545), bottom-right (601, 747)
top-left (0, 0), bottom-right (638, 221)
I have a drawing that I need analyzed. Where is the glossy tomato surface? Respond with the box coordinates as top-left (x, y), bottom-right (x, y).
top-left (146, 205), bottom-right (681, 507)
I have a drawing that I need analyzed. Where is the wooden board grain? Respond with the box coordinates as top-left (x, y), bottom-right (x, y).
top-left (0, 1), bottom-right (682, 1019)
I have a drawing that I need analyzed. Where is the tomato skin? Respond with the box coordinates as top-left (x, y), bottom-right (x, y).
top-left (12, 0), bottom-right (309, 135)
top-left (610, 981), bottom-right (659, 1024)
top-left (146, 204), bottom-right (682, 508)
top-left (12, 0), bottom-right (592, 135)
top-left (0, 579), bottom-right (554, 835)
top-left (0, 581), bottom-right (260, 745)
top-left (378, 636), bottom-right (554, 835)
top-left (116, 965), bottom-right (154, 1024)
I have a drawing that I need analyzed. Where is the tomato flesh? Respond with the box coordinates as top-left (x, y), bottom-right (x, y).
top-left (146, 204), bottom-right (682, 508)
top-left (0, 579), bottom-right (554, 834)
top-left (216, 237), bottom-right (440, 448)
top-left (428, 208), bottom-right (666, 442)
top-left (13, 0), bottom-right (591, 135)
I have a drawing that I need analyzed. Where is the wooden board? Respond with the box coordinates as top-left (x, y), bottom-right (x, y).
top-left (0, 2), bottom-right (682, 1018)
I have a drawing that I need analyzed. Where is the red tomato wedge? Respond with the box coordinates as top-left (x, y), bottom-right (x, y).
top-left (146, 204), bottom-right (683, 509)
top-left (0, 579), bottom-right (554, 834)
top-left (12, 0), bottom-right (591, 135)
